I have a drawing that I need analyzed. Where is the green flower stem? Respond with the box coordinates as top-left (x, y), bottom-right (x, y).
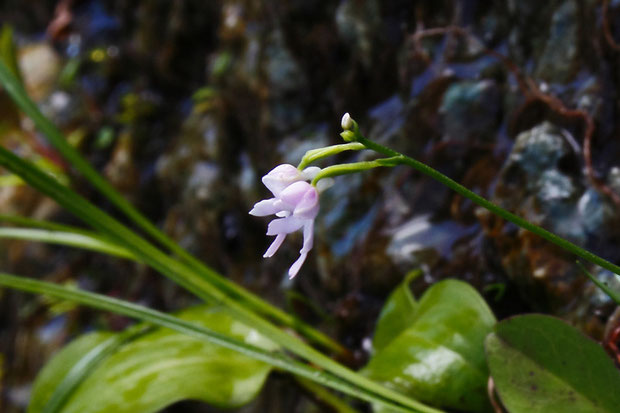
top-left (311, 156), bottom-right (403, 186)
top-left (0, 272), bottom-right (426, 413)
top-left (298, 143), bottom-right (365, 170)
top-left (576, 261), bottom-right (620, 305)
top-left (0, 60), bottom-right (344, 357)
top-left (353, 133), bottom-right (620, 277)
top-left (0, 147), bottom-right (441, 413)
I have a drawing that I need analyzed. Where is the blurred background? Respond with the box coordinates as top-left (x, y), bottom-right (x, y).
top-left (1, 0), bottom-right (620, 411)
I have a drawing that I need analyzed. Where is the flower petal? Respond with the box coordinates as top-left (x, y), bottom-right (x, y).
top-left (288, 222), bottom-right (315, 278)
top-left (262, 164), bottom-right (302, 196)
top-left (301, 166), bottom-right (321, 180)
top-left (263, 234), bottom-right (286, 257)
top-left (300, 221), bottom-right (314, 254)
top-left (316, 177), bottom-right (334, 193)
top-left (288, 252), bottom-right (308, 279)
top-left (279, 181), bottom-right (313, 206)
top-left (249, 198), bottom-right (285, 216)
top-left (266, 216), bottom-right (305, 236)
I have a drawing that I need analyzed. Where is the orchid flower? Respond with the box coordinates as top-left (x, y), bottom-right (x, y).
top-left (250, 164), bottom-right (321, 278)
top-left (249, 121), bottom-right (367, 278)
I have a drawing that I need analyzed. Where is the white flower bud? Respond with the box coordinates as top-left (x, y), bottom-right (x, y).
top-left (341, 112), bottom-right (353, 130)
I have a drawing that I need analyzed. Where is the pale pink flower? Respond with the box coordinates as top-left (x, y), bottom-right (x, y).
top-left (250, 166), bottom-right (320, 278)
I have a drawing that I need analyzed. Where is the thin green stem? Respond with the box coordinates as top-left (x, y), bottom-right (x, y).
top-left (0, 272), bottom-right (422, 413)
top-left (0, 59), bottom-right (344, 356)
top-left (298, 143), bottom-right (365, 170)
top-left (311, 157), bottom-right (403, 186)
top-left (355, 134), bottom-right (620, 277)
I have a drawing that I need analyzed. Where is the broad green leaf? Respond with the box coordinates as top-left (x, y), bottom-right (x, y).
top-left (372, 270), bottom-right (420, 352)
top-left (28, 332), bottom-right (114, 413)
top-left (29, 306), bottom-right (277, 413)
top-left (485, 314), bottom-right (620, 413)
top-left (364, 279), bottom-right (496, 413)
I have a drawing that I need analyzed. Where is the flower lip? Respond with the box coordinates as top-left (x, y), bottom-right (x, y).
top-left (279, 181), bottom-right (319, 219)
top-left (294, 189), bottom-right (319, 219)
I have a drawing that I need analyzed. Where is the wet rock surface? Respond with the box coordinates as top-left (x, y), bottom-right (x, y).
top-left (1, 1), bottom-right (620, 412)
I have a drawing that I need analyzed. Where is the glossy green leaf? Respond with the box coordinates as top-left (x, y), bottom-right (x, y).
top-left (29, 306), bottom-right (277, 413)
top-left (364, 279), bottom-right (496, 413)
top-left (372, 270), bottom-right (420, 353)
top-left (485, 314), bottom-right (620, 413)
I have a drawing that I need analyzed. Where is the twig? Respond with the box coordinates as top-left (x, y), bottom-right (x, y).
top-left (602, 0), bottom-right (620, 52)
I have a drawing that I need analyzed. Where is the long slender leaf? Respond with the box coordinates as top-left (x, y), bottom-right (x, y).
top-left (0, 135), bottom-right (442, 413)
top-left (0, 214), bottom-right (133, 258)
top-left (295, 377), bottom-right (361, 413)
top-left (0, 227), bottom-right (134, 259)
top-left (0, 272), bottom-right (420, 413)
top-left (0, 214), bottom-right (93, 232)
top-left (0, 58), bottom-right (344, 355)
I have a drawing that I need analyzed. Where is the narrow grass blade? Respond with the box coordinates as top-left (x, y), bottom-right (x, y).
top-left (0, 214), bottom-right (90, 232)
top-left (0, 227), bottom-right (134, 259)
